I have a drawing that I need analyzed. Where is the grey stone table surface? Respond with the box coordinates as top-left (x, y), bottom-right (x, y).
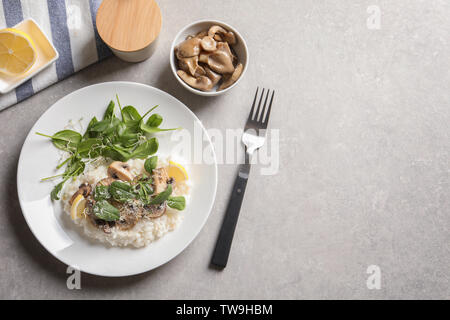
top-left (0, 0), bottom-right (449, 299)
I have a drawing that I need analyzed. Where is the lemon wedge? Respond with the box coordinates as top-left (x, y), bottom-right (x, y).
top-left (70, 194), bottom-right (86, 220)
top-left (167, 160), bottom-right (188, 183)
top-left (0, 28), bottom-right (37, 76)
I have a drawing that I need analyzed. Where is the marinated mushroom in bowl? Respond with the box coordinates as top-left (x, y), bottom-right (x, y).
top-left (174, 25), bottom-right (243, 92)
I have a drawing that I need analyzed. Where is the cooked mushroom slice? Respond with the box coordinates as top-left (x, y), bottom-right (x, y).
top-left (115, 202), bottom-right (143, 230)
top-left (213, 34), bottom-right (223, 42)
top-left (97, 177), bottom-right (116, 187)
top-left (198, 51), bottom-right (212, 64)
top-left (116, 214), bottom-right (139, 231)
top-left (144, 202), bottom-right (167, 218)
top-left (208, 25), bottom-right (236, 45)
top-left (177, 70), bottom-right (213, 91)
top-left (218, 63), bottom-right (243, 91)
top-left (69, 183), bottom-right (92, 205)
top-left (200, 36), bottom-right (217, 52)
top-left (108, 161), bottom-right (134, 181)
top-left (194, 65), bottom-right (206, 77)
top-left (203, 65), bottom-right (222, 87)
top-left (175, 37), bottom-right (201, 59)
top-left (195, 30), bottom-right (208, 39)
top-left (207, 50), bottom-right (235, 74)
top-left (216, 42), bottom-right (236, 63)
top-left (178, 56), bottom-right (200, 76)
top-left (178, 56), bottom-right (206, 77)
top-left (152, 167), bottom-right (169, 194)
top-left (208, 26), bottom-right (226, 37)
top-left (223, 31), bottom-right (236, 45)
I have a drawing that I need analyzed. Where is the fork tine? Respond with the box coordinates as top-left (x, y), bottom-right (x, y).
top-left (254, 88), bottom-right (265, 120)
top-left (248, 87), bottom-right (259, 121)
top-left (258, 89), bottom-right (270, 122)
top-left (262, 90), bottom-right (275, 125)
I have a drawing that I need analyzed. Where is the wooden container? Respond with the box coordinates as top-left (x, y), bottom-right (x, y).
top-left (96, 0), bottom-right (162, 62)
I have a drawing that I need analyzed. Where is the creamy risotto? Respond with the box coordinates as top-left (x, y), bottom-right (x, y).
top-left (61, 157), bottom-right (189, 247)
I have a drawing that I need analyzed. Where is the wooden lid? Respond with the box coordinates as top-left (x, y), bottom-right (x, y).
top-left (96, 0), bottom-right (162, 52)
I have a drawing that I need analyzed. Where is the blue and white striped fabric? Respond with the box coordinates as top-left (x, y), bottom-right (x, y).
top-left (0, 0), bottom-right (112, 111)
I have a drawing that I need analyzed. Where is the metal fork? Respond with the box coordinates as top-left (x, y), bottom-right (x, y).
top-left (211, 88), bottom-right (275, 269)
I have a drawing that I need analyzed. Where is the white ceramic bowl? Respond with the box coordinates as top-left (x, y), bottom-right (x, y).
top-left (170, 20), bottom-right (249, 96)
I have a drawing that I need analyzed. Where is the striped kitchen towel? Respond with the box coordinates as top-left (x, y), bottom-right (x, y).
top-left (0, 0), bottom-right (112, 111)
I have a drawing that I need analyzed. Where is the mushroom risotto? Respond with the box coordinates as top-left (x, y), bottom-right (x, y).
top-left (37, 97), bottom-right (188, 247)
top-left (62, 157), bottom-right (189, 247)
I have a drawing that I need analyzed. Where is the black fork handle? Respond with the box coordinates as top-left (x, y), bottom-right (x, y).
top-left (211, 164), bottom-right (250, 269)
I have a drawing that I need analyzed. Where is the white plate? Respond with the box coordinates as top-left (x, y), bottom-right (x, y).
top-left (17, 82), bottom-right (217, 277)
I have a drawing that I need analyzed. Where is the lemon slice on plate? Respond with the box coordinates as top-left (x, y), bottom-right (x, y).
top-left (70, 194), bottom-right (86, 220)
top-left (167, 160), bottom-right (188, 183)
top-left (0, 28), bottom-right (37, 76)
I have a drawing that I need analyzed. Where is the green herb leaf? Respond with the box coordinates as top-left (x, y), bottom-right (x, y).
top-left (116, 94), bottom-right (124, 118)
top-left (144, 156), bottom-right (158, 173)
top-left (64, 157), bottom-right (85, 178)
top-left (116, 122), bottom-right (127, 137)
top-left (103, 117), bottom-right (121, 136)
top-left (167, 196), bottom-right (186, 210)
top-left (131, 138), bottom-right (158, 159)
top-left (141, 105), bottom-right (159, 120)
top-left (103, 100), bottom-right (115, 120)
top-left (117, 132), bottom-right (139, 148)
top-left (109, 181), bottom-right (135, 202)
top-left (48, 157), bottom-right (84, 201)
top-left (93, 200), bottom-right (120, 221)
top-left (94, 185), bottom-right (111, 201)
top-left (146, 113), bottom-right (163, 127)
top-left (122, 106), bottom-right (141, 123)
top-left (124, 120), bottom-right (141, 134)
top-left (134, 181), bottom-right (153, 204)
top-left (102, 145), bottom-right (132, 162)
top-left (36, 130), bottom-right (82, 152)
top-left (142, 182), bottom-right (153, 195)
top-left (77, 138), bottom-right (102, 158)
top-left (138, 106), bottom-right (178, 133)
top-left (150, 184), bottom-right (172, 205)
top-left (56, 155), bottom-right (73, 169)
top-left (84, 117), bottom-right (99, 138)
top-left (90, 120), bottom-right (110, 132)
top-left (50, 177), bottom-right (69, 201)
top-left (121, 106), bottom-right (141, 134)
top-left (140, 121), bottom-right (179, 134)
